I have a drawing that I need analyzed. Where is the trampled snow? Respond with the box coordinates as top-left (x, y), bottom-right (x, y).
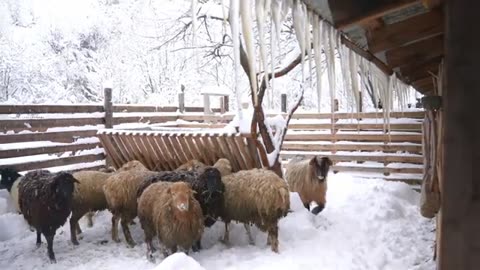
top-left (0, 173), bottom-right (434, 270)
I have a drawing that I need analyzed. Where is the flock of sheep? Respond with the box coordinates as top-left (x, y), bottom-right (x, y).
top-left (0, 155), bottom-right (332, 264)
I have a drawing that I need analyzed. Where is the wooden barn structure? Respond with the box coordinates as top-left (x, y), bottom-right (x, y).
top-left (300, 0), bottom-right (477, 269)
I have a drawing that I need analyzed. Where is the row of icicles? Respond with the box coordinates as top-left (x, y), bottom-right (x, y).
top-left (192, 0), bottom-right (413, 130)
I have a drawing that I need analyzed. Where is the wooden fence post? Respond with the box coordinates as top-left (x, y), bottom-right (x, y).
top-left (178, 93), bottom-right (185, 113)
top-left (104, 87), bottom-right (113, 128)
top-left (334, 99), bottom-right (339, 112)
top-left (220, 95), bottom-right (229, 114)
top-left (281, 94), bottom-right (287, 113)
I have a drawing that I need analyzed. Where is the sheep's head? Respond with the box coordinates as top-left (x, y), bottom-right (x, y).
top-left (213, 158), bottom-right (233, 177)
top-left (118, 160), bottom-right (146, 172)
top-left (0, 167), bottom-right (21, 192)
top-left (52, 172), bottom-right (80, 199)
top-left (200, 167), bottom-right (224, 201)
top-left (309, 156), bottom-right (333, 182)
top-left (168, 182), bottom-right (195, 213)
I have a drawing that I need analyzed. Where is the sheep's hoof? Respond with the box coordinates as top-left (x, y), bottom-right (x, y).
top-left (49, 255), bottom-right (57, 264)
top-left (146, 252), bottom-right (155, 263)
top-left (126, 241), bottom-right (136, 248)
top-left (36, 242), bottom-right (42, 248)
top-left (71, 239), bottom-right (80, 246)
top-left (113, 237), bottom-right (121, 243)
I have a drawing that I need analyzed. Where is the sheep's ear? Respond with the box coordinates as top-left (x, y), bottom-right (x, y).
top-left (309, 157), bottom-right (317, 166)
top-left (321, 157), bottom-right (333, 168)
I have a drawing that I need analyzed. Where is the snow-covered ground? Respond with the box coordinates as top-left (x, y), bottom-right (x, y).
top-left (0, 173), bottom-right (435, 270)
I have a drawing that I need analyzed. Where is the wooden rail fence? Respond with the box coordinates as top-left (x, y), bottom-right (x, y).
top-left (1, 96), bottom-right (424, 185)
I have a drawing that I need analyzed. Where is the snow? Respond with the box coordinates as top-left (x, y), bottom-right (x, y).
top-left (153, 253), bottom-right (205, 270)
top-left (200, 86), bottom-right (230, 96)
top-left (0, 173), bottom-right (434, 270)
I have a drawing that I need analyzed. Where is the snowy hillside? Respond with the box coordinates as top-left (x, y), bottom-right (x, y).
top-left (0, 0), bottom-right (417, 112)
top-left (0, 173), bottom-right (435, 270)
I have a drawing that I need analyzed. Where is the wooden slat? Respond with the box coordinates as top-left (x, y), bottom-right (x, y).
top-left (111, 134), bottom-right (132, 163)
top-left (113, 105), bottom-right (178, 113)
top-left (160, 134), bottom-right (181, 168)
top-left (281, 162), bottom-right (423, 174)
top-left (200, 134), bottom-right (217, 165)
top-left (0, 142), bottom-right (101, 159)
top-left (132, 135), bottom-right (156, 169)
top-left (284, 133), bottom-right (422, 143)
top-left (176, 134), bottom-right (195, 162)
top-left (112, 115), bottom-right (178, 125)
top-left (0, 153), bottom-right (105, 172)
top-left (169, 134), bottom-right (189, 164)
top-left (289, 123), bottom-right (422, 131)
top-left (282, 142), bottom-right (422, 153)
top-left (400, 56), bottom-right (442, 83)
top-left (184, 134), bottom-right (204, 164)
top-left (192, 135), bottom-right (210, 165)
top-left (385, 35), bottom-right (444, 68)
top-left (0, 104), bottom-right (103, 114)
top-left (330, 0), bottom-right (419, 29)
top-left (367, 9), bottom-right (443, 53)
top-left (246, 137), bottom-right (263, 168)
top-left (209, 135), bottom-right (228, 162)
top-left (234, 135), bottom-right (256, 169)
top-left (147, 134), bottom-right (173, 171)
top-left (0, 118), bottom-right (104, 132)
top-left (124, 135), bottom-right (149, 168)
top-left (217, 135), bottom-right (240, 172)
top-left (98, 134), bottom-right (123, 168)
top-left (0, 129), bottom-right (98, 144)
top-left (280, 152), bottom-right (423, 164)
top-left (226, 135), bottom-right (248, 170)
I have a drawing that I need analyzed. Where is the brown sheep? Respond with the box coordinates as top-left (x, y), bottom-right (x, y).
top-left (175, 160), bottom-right (206, 172)
top-left (103, 160), bottom-right (157, 247)
top-left (138, 181), bottom-right (204, 262)
top-left (176, 158), bottom-right (232, 177)
top-left (221, 168), bottom-right (290, 253)
top-left (285, 156), bottom-right (332, 215)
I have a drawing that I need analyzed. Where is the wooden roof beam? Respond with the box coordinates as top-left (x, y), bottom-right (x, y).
top-left (385, 34), bottom-right (443, 68)
top-left (367, 9), bottom-right (443, 53)
top-left (421, 0), bottom-right (443, 9)
top-left (400, 56), bottom-right (443, 82)
top-left (329, 0), bottom-right (420, 30)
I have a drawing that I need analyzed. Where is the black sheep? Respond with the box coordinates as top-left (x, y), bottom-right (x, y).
top-left (137, 167), bottom-right (225, 250)
top-left (18, 170), bottom-right (79, 263)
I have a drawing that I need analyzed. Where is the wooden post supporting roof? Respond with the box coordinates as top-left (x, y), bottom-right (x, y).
top-left (439, 0), bottom-right (480, 269)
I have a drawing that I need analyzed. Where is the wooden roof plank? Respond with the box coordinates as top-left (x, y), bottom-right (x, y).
top-left (385, 34), bottom-right (444, 68)
top-left (367, 9), bottom-right (443, 53)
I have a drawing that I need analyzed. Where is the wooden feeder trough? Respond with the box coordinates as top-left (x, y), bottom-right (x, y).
top-left (97, 127), bottom-right (265, 172)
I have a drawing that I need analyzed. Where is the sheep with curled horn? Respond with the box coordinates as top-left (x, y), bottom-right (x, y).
top-left (285, 155), bottom-right (333, 215)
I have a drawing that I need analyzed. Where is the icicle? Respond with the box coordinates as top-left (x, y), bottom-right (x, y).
top-left (292, 0), bottom-right (306, 83)
top-left (349, 49), bottom-right (360, 113)
top-left (256, 0), bottom-right (270, 108)
top-left (306, 10), bottom-right (313, 89)
top-left (240, 0), bottom-right (258, 105)
top-left (270, 14), bottom-right (276, 110)
top-left (312, 15), bottom-right (323, 112)
top-left (229, 0), bottom-right (243, 120)
top-left (271, 0), bottom-right (282, 42)
top-left (323, 22), bottom-right (336, 113)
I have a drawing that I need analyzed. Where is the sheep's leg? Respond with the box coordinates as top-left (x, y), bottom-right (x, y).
top-left (143, 225), bottom-right (156, 262)
top-left (192, 239), bottom-right (201, 252)
top-left (86, 211), bottom-right (94, 227)
top-left (244, 224), bottom-right (255, 245)
top-left (70, 211), bottom-right (84, 245)
top-left (75, 222), bottom-right (82, 235)
top-left (111, 215), bottom-right (121, 243)
top-left (267, 224), bottom-right (279, 253)
top-left (36, 230), bottom-right (42, 248)
top-left (303, 203), bottom-right (310, 211)
top-left (121, 216), bottom-right (136, 247)
top-left (221, 222), bottom-right (230, 244)
top-left (45, 234), bottom-right (56, 263)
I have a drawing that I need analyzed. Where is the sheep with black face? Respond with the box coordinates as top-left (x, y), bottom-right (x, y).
top-left (285, 156), bottom-right (333, 215)
top-left (17, 170), bottom-right (79, 263)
